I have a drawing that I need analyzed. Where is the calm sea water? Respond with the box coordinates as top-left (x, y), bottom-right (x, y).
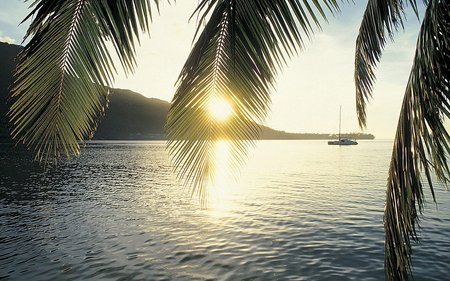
top-left (1, 140), bottom-right (449, 280)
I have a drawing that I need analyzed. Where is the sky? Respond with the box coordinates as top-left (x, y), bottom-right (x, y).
top-left (0, 0), bottom-right (426, 139)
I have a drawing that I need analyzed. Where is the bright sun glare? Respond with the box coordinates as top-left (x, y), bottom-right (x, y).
top-left (207, 96), bottom-right (233, 121)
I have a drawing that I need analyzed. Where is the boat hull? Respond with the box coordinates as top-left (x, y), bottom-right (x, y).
top-left (328, 139), bottom-right (358, 145)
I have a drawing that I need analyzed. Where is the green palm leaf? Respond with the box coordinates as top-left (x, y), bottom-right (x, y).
top-left (384, 1), bottom-right (450, 280)
top-left (166, 0), bottom-right (340, 200)
top-left (9, 0), bottom-right (159, 164)
top-left (354, 0), bottom-right (419, 127)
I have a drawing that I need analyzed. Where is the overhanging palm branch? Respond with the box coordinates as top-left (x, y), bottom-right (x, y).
top-left (354, 0), bottom-right (419, 127)
top-left (356, 0), bottom-right (450, 280)
top-left (8, 0), bottom-right (159, 164)
top-left (166, 0), bottom-right (340, 200)
top-left (384, 1), bottom-right (450, 280)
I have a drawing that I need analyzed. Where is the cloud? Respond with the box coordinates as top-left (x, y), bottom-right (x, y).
top-left (0, 1), bottom-right (30, 44)
top-left (0, 35), bottom-right (15, 43)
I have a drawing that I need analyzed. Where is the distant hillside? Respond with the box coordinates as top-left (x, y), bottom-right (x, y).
top-left (94, 91), bottom-right (374, 140)
top-left (94, 89), bottom-right (169, 140)
top-left (0, 42), bottom-right (374, 142)
top-left (0, 42), bottom-right (21, 142)
top-left (260, 126), bottom-right (374, 140)
top-left (0, 42), bottom-right (170, 142)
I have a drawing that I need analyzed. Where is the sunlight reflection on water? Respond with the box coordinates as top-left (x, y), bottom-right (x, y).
top-left (206, 140), bottom-right (238, 216)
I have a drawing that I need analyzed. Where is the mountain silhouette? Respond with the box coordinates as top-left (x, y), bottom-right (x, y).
top-left (94, 89), bottom-right (169, 140)
top-left (0, 42), bottom-right (374, 142)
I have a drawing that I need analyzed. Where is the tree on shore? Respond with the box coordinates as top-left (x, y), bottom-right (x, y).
top-left (7, 0), bottom-right (450, 280)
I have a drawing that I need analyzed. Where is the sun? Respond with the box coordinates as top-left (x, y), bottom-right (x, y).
top-left (207, 96), bottom-right (233, 121)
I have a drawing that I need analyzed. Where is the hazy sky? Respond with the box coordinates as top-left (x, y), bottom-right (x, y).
top-left (0, 0), bottom-right (425, 139)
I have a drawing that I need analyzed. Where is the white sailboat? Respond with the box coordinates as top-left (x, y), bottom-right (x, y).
top-left (328, 106), bottom-right (358, 145)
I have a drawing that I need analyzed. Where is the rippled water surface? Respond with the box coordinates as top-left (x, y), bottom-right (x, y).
top-left (1, 140), bottom-right (449, 280)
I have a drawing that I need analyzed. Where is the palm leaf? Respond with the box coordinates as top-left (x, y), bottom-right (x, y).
top-left (354, 0), bottom-right (419, 127)
top-left (9, 0), bottom-right (159, 164)
top-left (384, 1), bottom-right (450, 280)
top-left (166, 0), bottom-right (340, 200)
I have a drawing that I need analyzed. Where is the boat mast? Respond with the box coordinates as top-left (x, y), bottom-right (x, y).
top-left (338, 105), bottom-right (341, 141)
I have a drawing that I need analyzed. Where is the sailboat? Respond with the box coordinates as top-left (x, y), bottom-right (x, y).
top-left (328, 106), bottom-right (358, 145)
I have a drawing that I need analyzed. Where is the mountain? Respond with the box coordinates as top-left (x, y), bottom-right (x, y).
top-left (0, 42), bottom-right (171, 142)
top-left (260, 126), bottom-right (374, 140)
top-left (0, 42), bottom-right (374, 142)
top-left (0, 42), bottom-right (21, 142)
top-left (94, 89), bottom-right (169, 140)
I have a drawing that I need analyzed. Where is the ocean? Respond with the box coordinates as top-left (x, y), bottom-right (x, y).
top-left (1, 140), bottom-right (449, 280)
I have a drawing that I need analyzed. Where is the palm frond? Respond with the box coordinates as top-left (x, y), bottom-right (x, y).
top-left (166, 0), bottom-right (340, 200)
top-left (384, 1), bottom-right (450, 280)
top-left (354, 0), bottom-right (419, 127)
top-left (9, 0), bottom-right (159, 164)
